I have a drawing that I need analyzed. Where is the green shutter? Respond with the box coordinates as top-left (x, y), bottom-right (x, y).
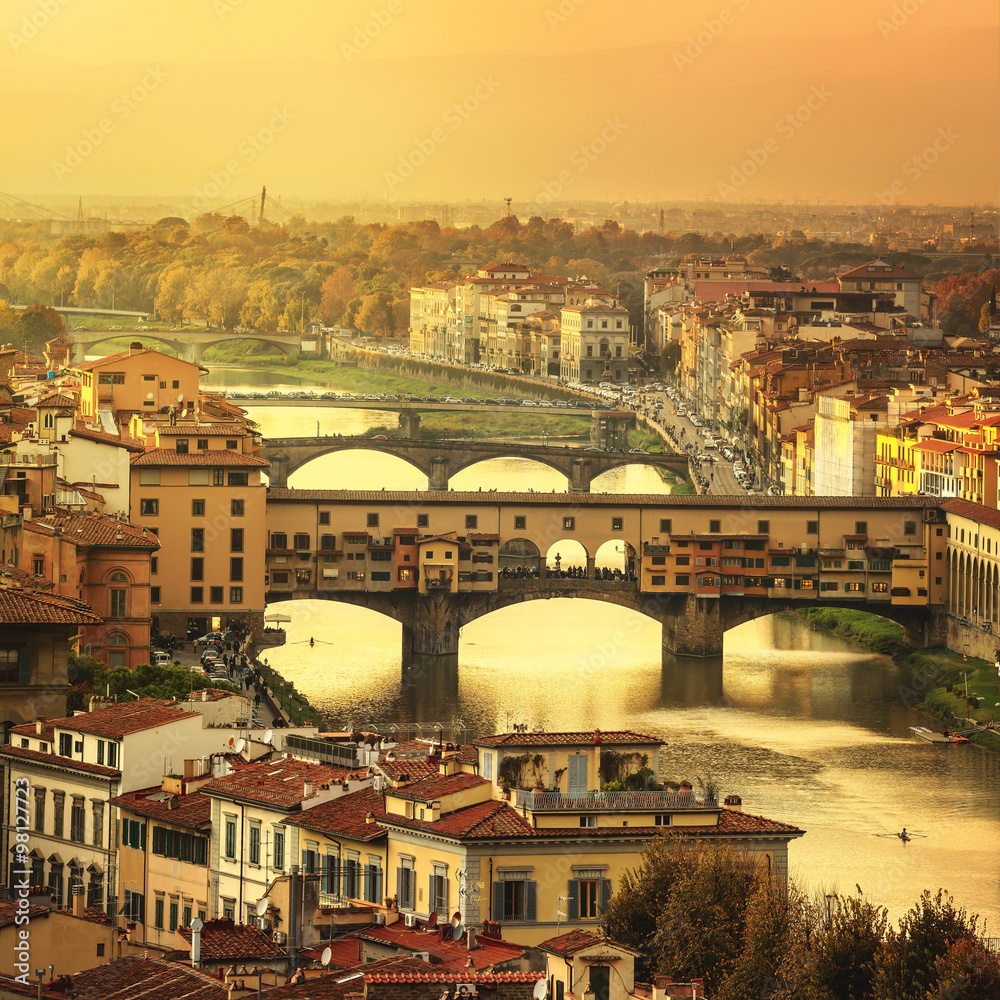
top-left (17, 649), bottom-right (31, 685)
top-left (492, 881), bottom-right (504, 921)
top-left (599, 879), bottom-right (612, 913)
top-left (525, 880), bottom-right (537, 922)
top-left (566, 879), bottom-right (579, 921)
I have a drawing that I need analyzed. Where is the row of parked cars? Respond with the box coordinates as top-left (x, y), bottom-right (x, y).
top-left (226, 389), bottom-right (609, 409)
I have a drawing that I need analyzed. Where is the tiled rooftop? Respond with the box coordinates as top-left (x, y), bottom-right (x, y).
top-left (69, 426), bottom-right (146, 451)
top-left (357, 923), bottom-right (525, 971)
top-left (390, 772), bottom-right (487, 801)
top-left (0, 587), bottom-right (103, 625)
top-left (282, 786), bottom-right (386, 841)
top-left (0, 744), bottom-right (121, 777)
top-left (50, 955), bottom-right (228, 999)
top-left (131, 448), bottom-right (269, 467)
top-left (178, 916), bottom-right (281, 960)
top-left (381, 800), bottom-right (534, 839)
top-left (111, 786), bottom-right (211, 830)
top-left (942, 498), bottom-right (1000, 531)
top-left (475, 730), bottom-right (663, 748)
top-left (257, 957), bottom-right (430, 999)
top-left (29, 510), bottom-right (159, 548)
top-left (537, 929), bottom-right (640, 958)
top-left (41, 698), bottom-right (198, 738)
top-left (200, 757), bottom-right (363, 809)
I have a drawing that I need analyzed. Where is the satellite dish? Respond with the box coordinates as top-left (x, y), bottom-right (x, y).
top-left (146, 391), bottom-right (154, 399)
top-left (427, 911), bottom-right (438, 930)
top-left (533, 981), bottom-right (547, 1000)
top-left (234, 738), bottom-right (246, 754)
top-left (451, 912), bottom-right (461, 927)
top-left (452, 923), bottom-right (464, 942)
top-left (256, 898), bottom-right (268, 917)
top-left (228, 737), bottom-right (235, 747)
top-left (264, 729), bottom-right (273, 744)
top-left (321, 946), bottom-right (333, 967)
top-left (177, 394), bottom-right (184, 402)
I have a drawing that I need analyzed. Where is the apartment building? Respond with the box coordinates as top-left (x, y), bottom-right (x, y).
top-left (559, 306), bottom-right (630, 384)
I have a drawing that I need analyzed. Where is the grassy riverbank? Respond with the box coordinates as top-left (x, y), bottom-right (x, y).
top-left (796, 608), bottom-right (1000, 751)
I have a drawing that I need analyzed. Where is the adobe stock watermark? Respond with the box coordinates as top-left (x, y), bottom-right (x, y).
top-left (525, 117), bottom-right (628, 214)
top-left (384, 76), bottom-right (500, 194)
top-left (673, 0), bottom-right (751, 73)
top-left (51, 65), bottom-right (168, 181)
top-left (8, 0), bottom-right (72, 51)
top-left (545, 0), bottom-right (589, 30)
top-left (715, 84), bottom-right (832, 199)
top-left (341, 0), bottom-right (414, 62)
top-left (189, 107), bottom-right (295, 211)
top-left (214, 0), bottom-right (247, 20)
top-left (877, 0), bottom-right (932, 39)
top-left (871, 127), bottom-right (959, 206)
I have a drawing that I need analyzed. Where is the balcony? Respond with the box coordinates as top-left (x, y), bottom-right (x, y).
top-left (515, 789), bottom-right (720, 812)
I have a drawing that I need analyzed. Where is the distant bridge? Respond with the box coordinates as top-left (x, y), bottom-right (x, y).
top-left (260, 434), bottom-right (688, 491)
top-left (64, 328), bottom-right (302, 363)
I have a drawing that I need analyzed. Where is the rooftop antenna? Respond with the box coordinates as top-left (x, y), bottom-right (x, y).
top-left (504, 197), bottom-right (512, 218)
top-left (259, 185), bottom-right (266, 225)
top-left (77, 196), bottom-right (83, 223)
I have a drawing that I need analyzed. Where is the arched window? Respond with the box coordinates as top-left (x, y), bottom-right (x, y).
top-left (43, 413), bottom-right (54, 429)
top-left (109, 573), bottom-right (128, 619)
top-left (107, 633), bottom-right (127, 669)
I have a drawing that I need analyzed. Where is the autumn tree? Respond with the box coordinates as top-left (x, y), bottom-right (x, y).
top-left (319, 267), bottom-right (356, 326)
top-left (935, 269), bottom-right (1000, 337)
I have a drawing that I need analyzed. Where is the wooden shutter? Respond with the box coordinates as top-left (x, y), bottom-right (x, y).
top-left (321, 854), bottom-right (331, 894)
top-left (567, 755), bottom-right (588, 797)
top-left (492, 881), bottom-right (504, 921)
top-left (17, 649), bottom-right (31, 685)
top-left (599, 879), bottom-right (612, 913)
top-left (566, 879), bottom-right (579, 921)
top-left (363, 865), bottom-right (372, 902)
top-left (525, 880), bottom-right (537, 922)
top-left (397, 867), bottom-right (405, 906)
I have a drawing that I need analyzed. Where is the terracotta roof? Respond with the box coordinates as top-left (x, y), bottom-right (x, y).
top-left (363, 972), bottom-right (542, 985)
top-left (456, 744), bottom-right (478, 764)
top-left (390, 772), bottom-right (487, 801)
top-left (910, 439), bottom-right (959, 453)
top-left (266, 490), bottom-right (941, 511)
top-left (155, 425), bottom-right (247, 436)
top-left (200, 757), bottom-right (363, 810)
top-left (475, 730), bottom-right (662, 748)
top-left (258, 958), bottom-right (430, 1000)
top-left (42, 698), bottom-right (197, 738)
top-left (69, 426), bottom-right (146, 451)
top-left (468, 533), bottom-right (501, 541)
top-left (282, 787), bottom-right (386, 842)
top-left (0, 744), bottom-right (121, 776)
top-left (29, 510), bottom-right (159, 548)
top-left (538, 929), bottom-right (641, 958)
top-left (377, 758), bottom-right (441, 785)
top-left (0, 902), bottom-right (48, 929)
top-left (53, 954), bottom-right (229, 999)
top-left (131, 448), bottom-right (269, 467)
top-left (73, 348), bottom-right (190, 371)
top-left (356, 924), bottom-right (525, 971)
top-left (381, 800), bottom-right (534, 839)
top-left (38, 393), bottom-right (77, 408)
top-left (839, 259), bottom-right (921, 280)
top-left (178, 917), bottom-right (281, 960)
top-left (942, 498), bottom-right (1000, 530)
top-left (111, 786), bottom-right (211, 830)
top-left (0, 587), bottom-right (102, 625)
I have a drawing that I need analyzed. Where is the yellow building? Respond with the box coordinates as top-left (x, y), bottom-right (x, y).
top-left (539, 930), bottom-right (642, 1000)
top-left (380, 736), bottom-right (803, 948)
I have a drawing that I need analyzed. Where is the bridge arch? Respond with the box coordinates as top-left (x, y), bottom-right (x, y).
top-left (498, 538), bottom-right (541, 578)
top-left (275, 444), bottom-right (433, 488)
top-left (200, 336), bottom-right (296, 360)
top-left (446, 450), bottom-right (576, 483)
top-left (544, 539), bottom-right (589, 576)
top-left (81, 335), bottom-right (182, 359)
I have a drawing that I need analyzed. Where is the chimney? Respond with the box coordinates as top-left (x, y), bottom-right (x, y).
top-left (724, 794), bottom-right (742, 813)
top-left (190, 916), bottom-right (204, 967)
top-left (35, 717), bottom-right (45, 735)
top-left (201, 690), bottom-right (209, 702)
top-left (71, 885), bottom-right (85, 918)
top-left (303, 779), bottom-right (313, 799)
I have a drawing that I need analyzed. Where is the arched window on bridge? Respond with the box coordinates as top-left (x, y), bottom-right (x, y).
top-left (545, 540), bottom-right (589, 580)
top-left (499, 538), bottom-right (540, 581)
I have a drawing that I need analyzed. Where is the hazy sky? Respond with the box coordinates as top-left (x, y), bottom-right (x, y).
top-left (3, 0), bottom-right (997, 209)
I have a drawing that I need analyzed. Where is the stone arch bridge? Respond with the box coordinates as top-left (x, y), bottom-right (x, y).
top-left (66, 328), bottom-right (300, 364)
top-left (261, 436), bottom-right (690, 491)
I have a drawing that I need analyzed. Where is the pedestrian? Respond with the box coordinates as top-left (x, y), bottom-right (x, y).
top-left (193, 638), bottom-right (199, 652)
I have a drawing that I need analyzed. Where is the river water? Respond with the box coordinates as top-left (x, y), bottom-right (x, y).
top-left (207, 369), bottom-right (1000, 928)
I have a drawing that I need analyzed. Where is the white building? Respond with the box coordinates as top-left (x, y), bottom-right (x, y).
top-left (560, 306), bottom-right (630, 383)
top-left (813, 394), bottom-right (890, 496)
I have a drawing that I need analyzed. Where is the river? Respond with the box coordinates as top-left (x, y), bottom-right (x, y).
top-left (206, 369), bottom-right (1000, 928)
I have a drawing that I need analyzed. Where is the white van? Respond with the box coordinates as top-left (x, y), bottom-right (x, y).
top-left (151, 650), bottom-right (173, 666)
top-left (733, 463), bottom-right (745, 477)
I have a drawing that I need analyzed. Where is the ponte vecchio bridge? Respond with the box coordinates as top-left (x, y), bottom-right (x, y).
top-left (264, 490), bottom-right (948, 660)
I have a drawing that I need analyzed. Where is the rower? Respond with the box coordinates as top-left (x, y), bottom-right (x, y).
top-left (900, 828), bottom-right (908, 840)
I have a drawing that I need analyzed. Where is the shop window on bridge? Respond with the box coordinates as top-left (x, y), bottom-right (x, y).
top-left (660, 518), bottom-right (672, 533)
top-left (848, 560), bottom-right (865, 570)
top-left (807, 520), bottom-right (818, 534)
top-left (474, 571), bottom-right (493, 582)
top-left (652, 575), bottom-right (665, 586)
top-left (722, 557), bottom-right (741, 567)
top-left (771, 556), bottom-right (790, 567)
top-left (676, 556), bottom-right (690, 566)
top-left (709, 520), bottom-right (721, 533)
top-left (757, 520), bottom-right (770, 534)
top-left (297, 569), bottom-right (312, 583)
top-left (820, 581), bottom-right (837, 591)
top-left (228, 472), bottom-right (249, 486)
top-left (795, 556), bottom-right (815, 567)
top-left (845, 582), bottom-right (865, 592)
top-left (675, 574), bottom-right (689, 586)
top-left (872, 582), bottom-right (889, 593)
top-left (772, 577), bottom-right (791, 588)
top-left (724, 540), bottom-right (742, 549)
top-left (796, 578), bottom-right (815, 590)
top-left (371, 572), bottom-right (391, 582)
top-left (722, 575), bottom-right (742, 586)
top-left (294, 534), bottom-right (311, 550)
top-left (369, 550), bottom-right (392, 562)
top-left (272, 572), bottom-right (289, 584)
top-left (869, 560), bottom-right (890, 571)
top-left (651, 556), bottom-right (665, 566)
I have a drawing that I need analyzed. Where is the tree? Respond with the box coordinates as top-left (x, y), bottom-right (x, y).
top-left (18, 304), bottom-right (65, 354)
top-left (318, 267), bottom-right (356, 326)
top-left (660, 341), bottom-right (681, 376)
top-left (240, 279), bottom-right (280, 331)
top-left (935, 270), bottom-right (1000, 337)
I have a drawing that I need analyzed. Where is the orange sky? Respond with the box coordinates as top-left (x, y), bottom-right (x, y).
top-left (2, 0), bottom-right (997, 207)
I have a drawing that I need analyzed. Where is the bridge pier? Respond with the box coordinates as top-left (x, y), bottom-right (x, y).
top-left (179, 341), bottom-right (204, 365)
top-left (398, 411), bottom-right (421, 438)
top-left (570, 459), bottom-right (592, 493)
top-left (401, 593), bottom-right (463, 659)
top-left (268, 454), bottom-right (290, 488)
top-left (428, 457), bottom-right (450, 491)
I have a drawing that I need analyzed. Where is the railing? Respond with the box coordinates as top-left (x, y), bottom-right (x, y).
top-left (515, 789), bottom-right (719, 811)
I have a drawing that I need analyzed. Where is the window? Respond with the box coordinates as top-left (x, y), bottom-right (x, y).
top-left (417, 514), bottom-right (429, 527)
top-left (397, 863), bottom-right (415, 910)
top-left (139, 469), bottom-right (160, 485)
top-left (222, 898), bottom-right (235, 920)
top-left (231, 499), bottom-right (244, 516)
top-left (482, 752), bottom-right (493, 780)
top-left (514, 516), bottom-right (526, 530)
top-left (59, 732), bottom-right (72, 756)
top-left (293, 533), bottom-right (310, 550)
top-left (872, 581), bottom-right (889, 593)
top-left (430, 871), bottom-right (448, 913)
top-left (92, 802), bottom-right (104, 846)
top-left (272, 571), bottom-right (288, 584)
top-left (563, 517), bottom-right (575, 530)
top-left (150, 585), bottom-right (161, 603)
top-left (70, 797), bottom-right (85, 843)
top-left (660, 518), bottom-right (672, 533)
top-left (579, 879), bottom-right (600, 919)
top-left (367, 513), bottom-right (380, 528)
top-left (210, 587), bottom-right (224, 604)
top-left (191, 528), bottom-right (204, 552)
top-left (466, 515), bottom-right (478, 529)
top-left (675, 556), bottom-right (690, 566)
top-left (176, 439), bottom-right (189, 454)
top-left (33, 788), bottom-right (45, 832)
top-left (855, 521), bottom-right (868, 535)
top-left (249, 822), bottom-right (261, 865)
top-left (228, 472), bottom-right (249, 486)
top-left (611, 517), bottom-right (623, 531)
top-left (651, 575), bottom-right (665, 586)
top-left (675, 574), bottom-right (690, 585)
top-left (110, 588), bottom-right (127, 618)
top-left (139, 498), bottom-right (158, 516)
top-left (226, 439), bottom-right (238, 450)
top-left (169, 900), bottom-right (178, 931)
top-left (151, 827), bottom-right (208, 864)
top-left (122, 818), bottom-right (145, 850)
top-left (155, 897), bottom-right (164, 929)
top-left (496, 878), bottom-right (536, 922)
top-left (757, 520), bottom-right (770, 534)
top-left (197, 439), bottom-right (209, 451)
top-left (225, 818), bottom-right (236, 859)
top-left (845, 582), bottom-right (865, 592)
top-left (903, 521), bottom-right (916, 536)
top-left (271, 532), bottom-right (287, 550)
top-left (230, 557), bottom-right (243, 581)
top-left (273, 828), bottom-right (285, 870)
top-left (122, 887), bottom-right (145, 922)
top-left (709, 520), bottom-right (720, 532)
top-left (190, 587), bottom-right (203, 603)
top-left (230, 587), bottom-right (243, 603)
top-left (52, 792), bottom-right (64, 838)
top-left (188, 556), bottom-right (204, 582)
top-left (213, 469), bottom-right (224, 486)
top-left (579, 816), bottom-right (597, 828)
top-left (191, 499), bottom-right (205, 516)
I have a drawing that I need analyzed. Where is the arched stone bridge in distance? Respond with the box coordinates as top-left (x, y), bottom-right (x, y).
top-left (65, 328), bottom-right (300, 364)
top-left (260, 435), bottom-right (690, 491)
